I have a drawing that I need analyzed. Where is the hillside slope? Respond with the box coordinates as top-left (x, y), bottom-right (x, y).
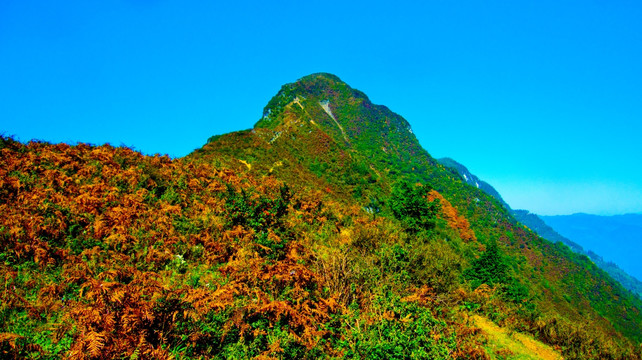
top-left (437, 157), bottom-right (510, 210)
top-left (1, 74), bottom-right (641, 359)
top-left (438, 157), bottom-right (642, 297)
top-left (194, 73), bottom-right (642, 356)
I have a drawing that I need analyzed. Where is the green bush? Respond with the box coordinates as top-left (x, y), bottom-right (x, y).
top-left (337, 291), bottom-right (455, 359)
top-left (224, 184), bottom-right (292, 259)
top-left (464, 240), bottom-right (509, 288)
top-left (389, 182), bottom-right (439, 234)
top-left (409, 239), bottom-right (464, 293)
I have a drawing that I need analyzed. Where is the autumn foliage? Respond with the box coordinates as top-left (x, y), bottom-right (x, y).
top-left (427, 190), bottom-right (477, 242)
top-left (1, 136), bottom-right (640, 359)
top-left (0, 139), bottom-right (344, 358)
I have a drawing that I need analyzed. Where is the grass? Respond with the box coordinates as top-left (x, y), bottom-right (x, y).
top-left (472, 315), bottom-right (562, 360)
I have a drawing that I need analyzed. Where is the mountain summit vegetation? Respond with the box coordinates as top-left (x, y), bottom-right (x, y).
top-left (1, 73), bottom-right (641, 359)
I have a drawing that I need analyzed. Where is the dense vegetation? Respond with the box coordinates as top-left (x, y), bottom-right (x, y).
top-left (2, 73), bottom-right (642, 359)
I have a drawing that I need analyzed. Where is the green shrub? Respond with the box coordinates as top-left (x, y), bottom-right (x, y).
top-left (338, 291), bottom-right (455, 359)
top-left (389, 182), bottom-right (439, 234)
top-left (464, 240), bottom-right (509, 288)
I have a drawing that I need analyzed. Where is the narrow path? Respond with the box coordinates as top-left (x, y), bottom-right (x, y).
top-left (472, 315), bottom-right (563, 360)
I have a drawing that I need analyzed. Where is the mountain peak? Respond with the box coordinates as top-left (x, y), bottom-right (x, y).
top-left (298, 72), bottom-right (344, 83)
top-left (257, 73), bottom-right (368, 128)
top-left (252, 73), bottom-right (424, 165)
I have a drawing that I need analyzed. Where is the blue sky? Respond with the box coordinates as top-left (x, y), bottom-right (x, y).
top-left (1, 0), bottom-right (641, 215)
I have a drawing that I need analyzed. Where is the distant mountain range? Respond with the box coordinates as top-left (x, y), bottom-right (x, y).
top-left (540, 213), bottom-right (642, 281)
top-left (438, 157), bottom-right (642, 297)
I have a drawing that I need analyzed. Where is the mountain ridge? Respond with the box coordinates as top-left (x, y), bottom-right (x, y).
top-left (437, 157), bottom-right (510, 209)
top-left (197, 73), bottom-right (642, 346)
